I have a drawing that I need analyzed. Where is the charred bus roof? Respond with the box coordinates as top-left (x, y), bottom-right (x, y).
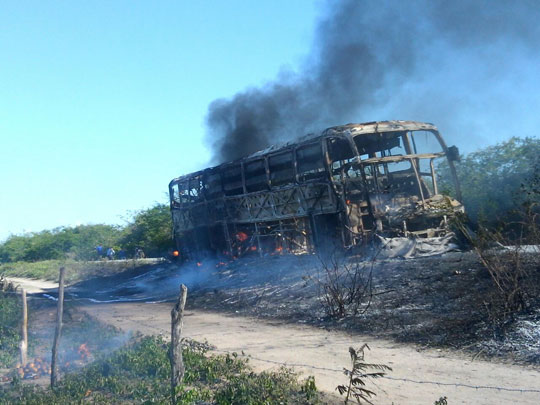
top-left (169, 120), bottom-right (439, 186)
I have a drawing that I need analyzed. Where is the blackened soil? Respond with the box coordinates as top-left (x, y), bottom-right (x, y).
top-left (69, 250), bottom-right (540, 365)
top-left (186, 251), bottom-right (540, 365)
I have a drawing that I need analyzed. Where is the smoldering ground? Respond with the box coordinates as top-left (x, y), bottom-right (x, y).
top-left (1, 295), bottom-right (130, 385)
top-left (206, 0), bottom-right (540, 163)
top-left (67, 257), bottom-right (309, 303)
top-left (67, 261), bottom-right (220, 303)
top-left (59, 250), bottom-right (540, 364)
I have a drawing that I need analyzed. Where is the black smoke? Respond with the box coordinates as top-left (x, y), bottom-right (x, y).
top-left (206, 0), bottom-right (540, 163)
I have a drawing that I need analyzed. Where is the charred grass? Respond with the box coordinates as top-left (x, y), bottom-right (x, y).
top-left (187, 251), bottom-right (540, 364)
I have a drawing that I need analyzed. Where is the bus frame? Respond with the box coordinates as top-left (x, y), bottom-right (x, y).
top-left (169, 120), bottom-right (463, 260)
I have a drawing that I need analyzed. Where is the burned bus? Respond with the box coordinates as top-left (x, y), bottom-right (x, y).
top-left (169, 120), bottom-right (463, 260)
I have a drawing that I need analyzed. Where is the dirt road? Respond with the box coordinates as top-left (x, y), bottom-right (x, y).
top-left (5, 277), bottom-right (58, 293)
top-left (82, 302), bottom-right (540, 405)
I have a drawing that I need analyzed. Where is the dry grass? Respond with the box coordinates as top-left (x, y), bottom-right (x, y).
top-left (0, 259), bottom-right (160, 284)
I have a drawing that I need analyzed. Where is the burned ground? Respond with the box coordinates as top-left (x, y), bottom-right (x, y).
top-left (69, 250), bottom-right (540, 366)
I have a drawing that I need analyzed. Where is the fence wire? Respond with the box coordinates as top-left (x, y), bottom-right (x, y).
top-left (206, 347), bottom-right (540, 394)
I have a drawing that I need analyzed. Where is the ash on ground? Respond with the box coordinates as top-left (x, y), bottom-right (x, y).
top-left (71, 250), bottom-right (540, 366)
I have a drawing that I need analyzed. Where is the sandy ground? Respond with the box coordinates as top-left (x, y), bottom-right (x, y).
top-left (81, 302), bottom-right (540, 405)
top-left (5, 277), bottom-right (59, 293)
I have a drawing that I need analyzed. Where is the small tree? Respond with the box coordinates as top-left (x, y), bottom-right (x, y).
top-left (314, 251), bottom-right (373, 319)
top-left (120, 203), bottom-right (174, 257)
top-left (337, 344), bottom-right (391, 404)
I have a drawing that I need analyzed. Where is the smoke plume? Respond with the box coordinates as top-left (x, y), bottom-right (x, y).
top-left (206, 0), bottom-right (540, 163)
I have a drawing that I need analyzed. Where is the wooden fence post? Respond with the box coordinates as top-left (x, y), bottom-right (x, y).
top-left (170, 284), bottom-right (188, 404)
top-left (51, 267), bottom-right (65, 388)
top-left (19, 289), bottom-right (28, 366)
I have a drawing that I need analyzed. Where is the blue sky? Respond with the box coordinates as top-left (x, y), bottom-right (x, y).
top-left (0, 1), bottom-right (319, 240)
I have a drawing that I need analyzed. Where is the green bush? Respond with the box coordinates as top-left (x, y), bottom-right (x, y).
top-left (120, 203), bottom-right (175, 258)
top-left (214, 367), bottom-right (319, 405)
top-left (0, 225), bottom-right (122, 263)
top-left (438, 136), bottom-right (540, 224)
top-left (0, 203), bottom-right (175, 263)
top-left (0, 292), bottom-right (21, 367)
top-left (0, 336), bottom-right (320, 405)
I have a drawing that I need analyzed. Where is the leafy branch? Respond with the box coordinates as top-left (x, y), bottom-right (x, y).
top-left (337, 344), bottom-right (391, 404)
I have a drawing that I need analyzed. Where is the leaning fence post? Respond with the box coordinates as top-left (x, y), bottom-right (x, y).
top-left (51, 267), bottom-right (65, 388)
top-left (170, 284), bottom-right (188, 404)
top-left (19, 289), bottom-right (28, 366)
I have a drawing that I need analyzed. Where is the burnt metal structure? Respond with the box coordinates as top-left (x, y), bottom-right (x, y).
top-left (169, 120), bottom-right (463, 260)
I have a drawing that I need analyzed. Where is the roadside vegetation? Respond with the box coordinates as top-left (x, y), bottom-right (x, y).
top-left (0, 259), bottom-right (154, 284)
top-left (0, 203), bottom-right (174, 264)
top-left (0, 291), bottom-right (21, 367)
top-left (0, 290), bottom-right (122, 370)
top-left (336, 344), bottom-right (391, 405)
top-left (1, 333), bottom-right (321, 404)
top-left (0, 290), bottom-right (322, 404)
top-left (440, 137), bottom-right (540, 333)
top-left (438, 136), bottom-right (540, 227)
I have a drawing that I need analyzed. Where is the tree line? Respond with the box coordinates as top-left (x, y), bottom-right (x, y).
top-left (0, 204), bottom-right (174, 263)
top-left (438, 136), bottom-right (539, 235)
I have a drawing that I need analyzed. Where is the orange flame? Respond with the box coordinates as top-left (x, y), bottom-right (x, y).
top-left (78, 343), bottom-right (91, 361)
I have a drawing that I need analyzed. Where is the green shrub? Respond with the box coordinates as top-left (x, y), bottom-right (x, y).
top-left (0, 225), bottom-right (122, 263)
top-left (120, 203), bottom-right (175, 257)
top-left (0, 203), bottom-right (174, 263)
top-left (0, 336), bottom-right (320, 405)
top-left (0, 292), bottom-right (21, 367)
top-left (438, 136), bottom-right (540, 224)
top-left (214, 367), bottom-right (320, 405)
